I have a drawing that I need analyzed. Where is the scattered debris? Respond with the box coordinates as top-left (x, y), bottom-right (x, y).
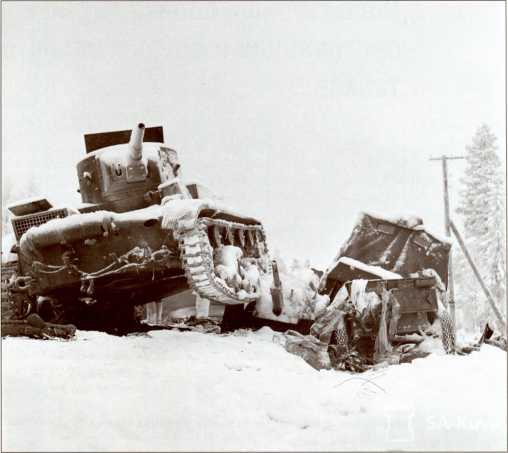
top-left (283, 330), bottom-right (331, 370)
top-left (1, 314), bottom-right (76, 340)
top-left (165, 316), bottom-right (221, 334)
top-left (477, 323), bottom-right (508, 352)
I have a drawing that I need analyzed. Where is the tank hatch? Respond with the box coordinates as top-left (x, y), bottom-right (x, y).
top-left (84, 125), bottom-right (164, 153)
top-left (7, 197), bottom-right (53, 216)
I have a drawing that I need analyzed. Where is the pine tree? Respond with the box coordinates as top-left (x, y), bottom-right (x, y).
top-left (455, 124), bottom-right (506, 331)
top-left (290, 258), bottom-right (301, 273)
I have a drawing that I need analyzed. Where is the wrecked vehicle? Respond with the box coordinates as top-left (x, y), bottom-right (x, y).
top-left (319, 212), bottom-right (452, 336)
top-left (3, 123), bottom-right (273, 333)
top-left (281, 212), bottom-right (456, 371)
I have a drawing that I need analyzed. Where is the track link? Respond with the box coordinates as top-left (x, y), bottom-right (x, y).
top-left (176, 217), bottom-right (268, 304)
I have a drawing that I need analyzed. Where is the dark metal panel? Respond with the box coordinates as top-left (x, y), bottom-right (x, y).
top-left (76, 156), bottom-right (103, 204)
top-left (186, 183), bottom-right (199, 199)
top-left (84, 126), bottom-right (164, 153)
top-left (336, 213), bottom-right (451, 286)
top-left (8, 198), bottom-right (52, 216)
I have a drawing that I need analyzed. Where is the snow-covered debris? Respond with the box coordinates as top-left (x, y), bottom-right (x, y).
top-left (362, 210), bottom-right (424, 229)
top-left (350, 278), bottom-right (369, 311)
top-left (359, 210), bottom-right (450, 244)
top-left (320, 256), bottom-right (402, 290)
top-left (339, 257), bottom-right (403, 280)
top-left (240, 259), bottom-right (262, 290)
top-left (255, 265), bottom-right (329, 324)
top-left (160, 197), bottom-right (259, 230)
top-left (323, 212), bottom-right (452, 291)
top-left (2, 329), bottom-right (506, 451)
top-left (411, 267), bottom-right (447, 292)
top-left (283, 330), bottom-right (331, 370)
top-left (349, 278), bottom-right (383, 318)
top-left (214, 245), bottom-right (244, 284)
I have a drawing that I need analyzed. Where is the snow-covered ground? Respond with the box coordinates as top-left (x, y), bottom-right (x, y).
top-left (2, 328), bottom-right (506, 451)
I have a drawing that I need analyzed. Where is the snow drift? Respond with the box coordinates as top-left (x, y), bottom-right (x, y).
top-left (2, 328), bottom-right (506, 451)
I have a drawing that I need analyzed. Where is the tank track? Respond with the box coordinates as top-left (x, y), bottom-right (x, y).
top-left (175, 217), bottom-right (268, 305)
top-left (1, 261), bottom-right (35, 321)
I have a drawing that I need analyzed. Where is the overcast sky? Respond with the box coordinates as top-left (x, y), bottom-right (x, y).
top-left (2, 1), bottom-right (505, 268)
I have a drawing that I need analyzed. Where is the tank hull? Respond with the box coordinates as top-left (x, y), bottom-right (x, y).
top-left (5, 124), bottom-right (270, 333)
top-left (19, 206), bottom-right (181, 291)
top-left (13, 199), bottom-right (268, 331)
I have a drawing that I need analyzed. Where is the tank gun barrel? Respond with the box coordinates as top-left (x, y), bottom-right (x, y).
top-left (129, 123), bottom-right (145, 161)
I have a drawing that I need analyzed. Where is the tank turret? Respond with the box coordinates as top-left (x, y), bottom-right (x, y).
top-left (76, 123), bottom-right (167, 212)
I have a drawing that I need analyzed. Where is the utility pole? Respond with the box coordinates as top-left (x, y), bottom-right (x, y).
top-left (429, 155), bottom-right (465, 331)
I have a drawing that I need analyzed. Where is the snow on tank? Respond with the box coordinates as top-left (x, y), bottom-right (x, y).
top-left (6, 122), bottom-right (273, 333)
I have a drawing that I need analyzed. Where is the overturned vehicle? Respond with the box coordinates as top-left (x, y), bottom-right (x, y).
top-left (3, 123), bottom-right (273, 333)
top-left (309, 213), bottom-right (456, 370)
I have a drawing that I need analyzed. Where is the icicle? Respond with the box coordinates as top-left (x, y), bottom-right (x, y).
top-left (247, 230), bottom-right (255, 247)
top-left (350, 279), bottom-right (368, 313)
top-left (226, 226), bottom-right (234, 245)
top-left (388, 296), bottom-right (400, 342)
top-left (257, 241), bottom-right (265, 257)
top-left (374, 288), bottom-right (393, 361)
top-left (213, 226), bottom-right (222, 247)
top-left (238, 229), bottom-right (245, 248)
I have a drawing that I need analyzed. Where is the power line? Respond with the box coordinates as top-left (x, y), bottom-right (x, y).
top-left (429, 154), bottom-right (465, 334)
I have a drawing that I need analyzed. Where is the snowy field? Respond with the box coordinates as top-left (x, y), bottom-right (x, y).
top-left (2, 328), bottom-right (506, 452)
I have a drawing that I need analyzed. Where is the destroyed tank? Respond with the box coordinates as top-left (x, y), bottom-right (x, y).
top-left (5, 124), bottom-right (270, 332)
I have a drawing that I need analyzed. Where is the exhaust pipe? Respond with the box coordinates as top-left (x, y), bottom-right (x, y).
top-left (270, 260), bottom-right (283, 316)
